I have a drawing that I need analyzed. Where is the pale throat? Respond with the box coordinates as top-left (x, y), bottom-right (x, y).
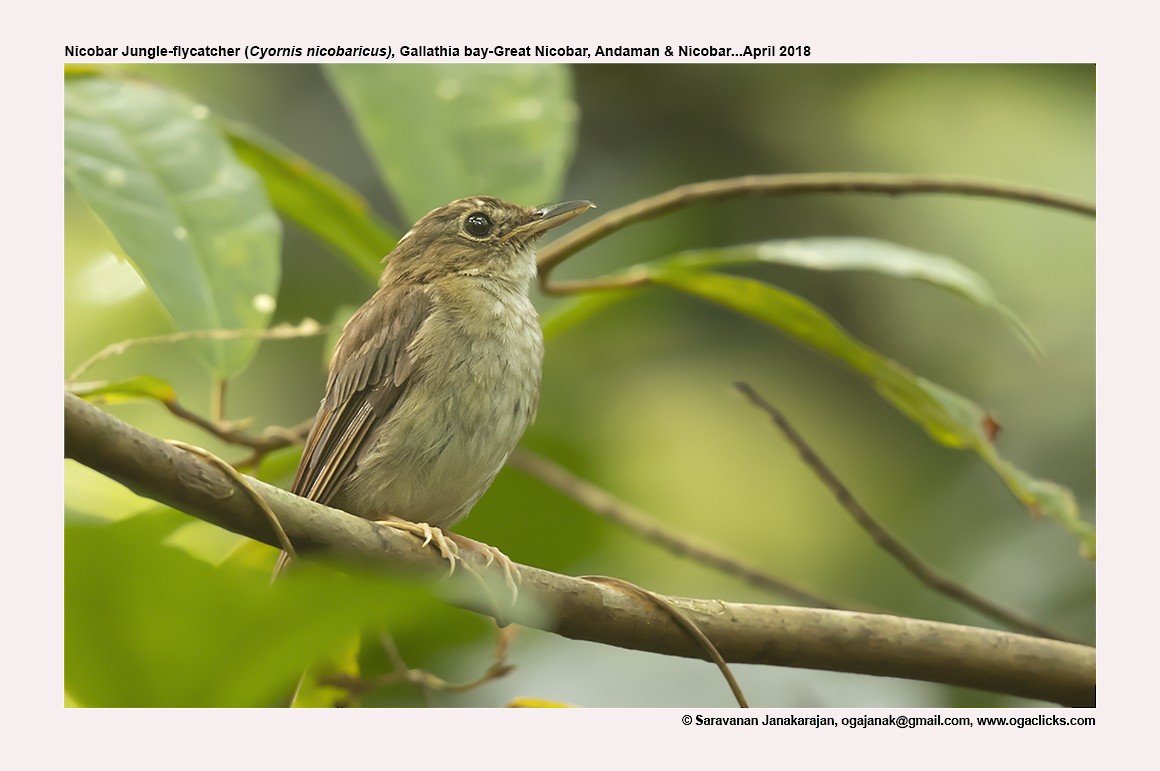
top-left (456, 245), bottom-right (538, 289)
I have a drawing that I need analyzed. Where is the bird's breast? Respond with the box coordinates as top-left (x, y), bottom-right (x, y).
top-left (339, 283), bottom-right (543, 527)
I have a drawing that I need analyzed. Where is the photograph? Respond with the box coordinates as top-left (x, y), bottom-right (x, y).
top-left (64, 62), bottom-right (1095, 709)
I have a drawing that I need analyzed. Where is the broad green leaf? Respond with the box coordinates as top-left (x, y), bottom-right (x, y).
top-left (65, 512), bottom-right (430, 707)
top-left (165, 519), bottom-right (248, 566)
top-left (325, 64), bottom-right (578, 222)
top-left (650, 268), bottom-right (1093, 555)
top-left (658, 238), bottom-right (1042, 359)
top-left (223, 121), bottom-right (395, 283)
top-left (65, 77), bottom-right (281, 378)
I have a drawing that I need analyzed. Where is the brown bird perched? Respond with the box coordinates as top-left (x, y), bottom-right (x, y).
top-left (279, 196), bottom-right (594, 588)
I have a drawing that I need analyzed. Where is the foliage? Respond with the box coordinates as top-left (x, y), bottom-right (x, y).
top-left (64, 64), bottom-right (1095, 708)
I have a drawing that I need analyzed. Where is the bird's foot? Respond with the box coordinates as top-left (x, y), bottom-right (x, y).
top-left (375, 517), bottom-right (461, 577)
top-left (374, 519), bottom-right (521, 611)
top-left (446, 533), bottom-right (522, 607)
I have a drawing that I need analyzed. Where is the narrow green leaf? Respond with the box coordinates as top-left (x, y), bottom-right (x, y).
top-left (325, 64), bottom-right (578, 222)
top-left (659, 238), bottom-right (1042, 359)
top-left (222, 121), bottom-right (395, 284)
top-left (64, 77), bottom-right (281, 378)
top-left (69, 375), bottom-right (178, 405)
top-left (539, 289), bottom-right (641, 343)
top-left (651, 268), bottom-right (1093, 555)
top-left (907, 377), bottom-right (1091, 555)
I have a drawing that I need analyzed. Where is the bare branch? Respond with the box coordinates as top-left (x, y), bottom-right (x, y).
top-left (211, 378), bottom-right (228, 424)
top-left (734, 381), bottom-right (1081, 645)
top-left (66, 319), bottom-right (323, 468)
top-left (65, 318), bottom-right (326, 384)
top-left (536, 174), bottom-right (1095, 296)
top-left (163, 399), bottom-right (311, 459)
top-left (322, 628), bottom-right (516, 703)
top-left (64, 392), bottom-right (1095, 706)
top-left (509, 448), bottom-right (840, 608)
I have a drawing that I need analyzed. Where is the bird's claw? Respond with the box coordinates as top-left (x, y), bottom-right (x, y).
top-left (374, 519), bottom-right (520, 607)
top-left (475, 543), bottom-right (521, 605)
top-left (376, 518), bottom-right (460, 578)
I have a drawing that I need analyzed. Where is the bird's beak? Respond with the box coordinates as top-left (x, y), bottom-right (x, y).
top-left (511, 200), bottom-right (596, 239)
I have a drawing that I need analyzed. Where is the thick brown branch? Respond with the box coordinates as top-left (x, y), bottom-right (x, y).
top-left (64, 392), bottom-right (1096, 706)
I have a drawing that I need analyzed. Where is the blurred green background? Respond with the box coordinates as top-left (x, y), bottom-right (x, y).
top-left (64, 64), bottom-right (1094, 707)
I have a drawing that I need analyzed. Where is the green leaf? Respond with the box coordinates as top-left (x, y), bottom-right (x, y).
top-left (222, 121), bottom-right (395, 284)
top-left (69, 374), bottom-right (177, 405)
top-left (325, 64), bottom-right (578, 222)
top-left (539, 289), bottom-right (641, 343)
top-left (64, 64), bottom-right (103, 79)
top-left (659, 238), bottom-right (1042, 359)
top-left (65, 512), bottom-right (430, 707)
top-left (922, 380), bottom-right (1093, 558)
top-left (649, 268), bottom-right (1093, 555)
top-left (64, 77), bottom-right (281, 378)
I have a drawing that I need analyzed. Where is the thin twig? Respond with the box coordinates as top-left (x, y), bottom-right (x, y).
top-left (536, 174), bottom-right (1095, 295)
top-left (322, 663), bottom-right (514, 698)
top-left (163, 398), bottom-right (252, 445)
top-left (166, 440), bottom-right (297, 560)
top-left (66, 318), bottom-right (326, 383)
top-left (509, 448), bottom-right (839, 608)
top-left (67, 320), bottom-right (324, 468)
top-left (63, 392), bottom-right (1098, 706)
top-left (733, 381), bottom-right (1080, 644)
top-left (583, 575), bottom-right (748, 708)
top-left (326, 632), bottom-right (515, 699)
top-left (379, 630), bottom-right (433, 706)
top-left (70, 378), bottom-right (312, 467)
top-left (540, 273), bottom-right (653, 297)
top-left (167, 401), bottom-right (312, 468)
top-left (211, 378), bottom-right (228, 424)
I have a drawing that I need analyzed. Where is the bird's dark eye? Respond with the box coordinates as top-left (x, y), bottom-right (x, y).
top-left (464, 212), bottom-right (493, 237)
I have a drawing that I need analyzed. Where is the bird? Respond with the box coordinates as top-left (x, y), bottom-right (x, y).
top-left (278, 196), bottom-right (595, 591)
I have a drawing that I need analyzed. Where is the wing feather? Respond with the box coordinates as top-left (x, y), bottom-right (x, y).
top-left (291, 285), bottom-right (432, 506)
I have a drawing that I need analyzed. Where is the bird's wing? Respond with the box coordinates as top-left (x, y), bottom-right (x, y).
top-left (291, 284), bottom-right (433, 505)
